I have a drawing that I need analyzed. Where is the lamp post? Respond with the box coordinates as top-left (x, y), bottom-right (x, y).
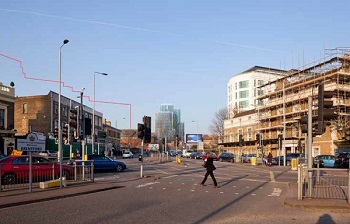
top-left (92, 72), bottom-right (108, 156)
top-left (58, 39), bottom-right (69, 188)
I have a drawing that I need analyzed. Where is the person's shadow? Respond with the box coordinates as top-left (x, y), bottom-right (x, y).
top-left (316, 214), bottom-right (335, 224)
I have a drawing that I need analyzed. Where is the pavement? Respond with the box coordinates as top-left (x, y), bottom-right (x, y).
top-left (0, 160), bottom-right (349, 210)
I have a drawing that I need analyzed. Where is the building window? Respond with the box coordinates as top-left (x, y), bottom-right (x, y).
top-left (54, 119), bottom-right (58, 128)
top-left (0, 108), bottom-right (5, 129)
top-left (247, 128), bottom-right (252, 140)
top-left (230, 133), bottom-right (234, 142)
top-left (239, 90), bottom-right (249, 99)
top-left (239, 100), bottom-right (249, 109)
top-left (239, 80), bottom-right (249, 88)
top-left (258, 80), bottom-right (264, 86)
top-left (54, 104), bottom-right (58, 114)
top-left (23, 103), bottom-right (28, 114)
top-left (62, 106), bottom-right (68, 117)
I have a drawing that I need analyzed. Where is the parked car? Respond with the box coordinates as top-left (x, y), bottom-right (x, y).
top-left (69, 155), bottom-right (127, 172)
top-left (0, 152), bottom-right (8, 160)
top-left (313, 155), bottom-right (336, 168)
top-left (218, 152), bottom-right (235, 163)
top-left (38, 150), bottom-right (58, 159)
top-left (262, 156), bottom-right (278, 166)
top-left (334, 152), bottom-right (350, 168)
top-left (243, 154), bottom-right (257, 163)
top-left (182, 150), bottom-right (194, 158)
top-left (167, 150), bottom-right (176, 156)
top-left (189, 152), bottom-right (203, 159)
top-left (273, 153), bottom-right (305, 166)
top-left (0, 155), bottom-right (74, 185)
top-left (122, 151), bottom-right (134, 159)
top-left (202, 152), bottom-right (218, 161)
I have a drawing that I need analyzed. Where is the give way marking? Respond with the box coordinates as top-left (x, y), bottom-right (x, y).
top-left (268, 188), bottom-right (282, 197)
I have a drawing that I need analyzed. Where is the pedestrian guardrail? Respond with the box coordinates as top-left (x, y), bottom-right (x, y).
top-left (72, 160), bottom-right (94, 182)
top-left (0, 161), bottom-right (94, 192)
top-left (298, 165), bottom-right (350, 203)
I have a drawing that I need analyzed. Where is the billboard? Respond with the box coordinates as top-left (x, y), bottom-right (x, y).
top-left (186, 134), bottom-right (203, 143)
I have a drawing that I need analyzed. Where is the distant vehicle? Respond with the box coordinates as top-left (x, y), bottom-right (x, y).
top-left (69, 155), bottom-right (126, 172)
top-left (274, 153), bottom-right (305, 166)
top-left (202, 152), bottom-right (218, 161)
top-left (122, 151), bottom-right (134, 159)
top-left (38, 150), bottom-right (58, 158)
top-left (167, 150), bottom-right (176, 156)
top-left (189, 152), bottom-right (203, 159)
top-left (218, 152), bottom-right (235, 163)
top-left (0, 152), bottom-right (8, 160)
top-left (313, 155), bottom-right (336, 168)
top-left (243, 154), bottom-right (257, 163)
top-left (0, 155), bottom-right (74, 185)
top-left (334, 152), bottom-right (349, 168)
top-left (182, 150), bottom-right (194, 158)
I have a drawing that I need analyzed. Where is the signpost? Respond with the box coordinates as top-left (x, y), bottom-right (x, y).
top-left (17, 133), bottom-right (46, 192)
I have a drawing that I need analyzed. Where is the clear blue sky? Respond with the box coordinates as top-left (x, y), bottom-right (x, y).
top-left (1, 0), bottom-right (349, 134)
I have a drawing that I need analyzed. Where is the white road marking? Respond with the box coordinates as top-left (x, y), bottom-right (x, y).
top-left (268, 188), bottom-right (282, 197)
top-left (220, 192), bottom-right (224, 194)
top-left (136, 181), bottom-right (160, 188)
top-left (252, 194), bottom-right (256, 196)
top-left (163, 188), bottom-right (166, 190)
top-left (235, 193), bottom-right (239, 195)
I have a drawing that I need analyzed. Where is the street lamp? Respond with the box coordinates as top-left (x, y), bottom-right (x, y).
top-left (92, 72), bottom-right (108, 155)
top-left (58, 39), bottom-right (69, 188)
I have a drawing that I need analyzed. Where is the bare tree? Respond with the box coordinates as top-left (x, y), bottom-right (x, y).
top-left (209, 108), bottom-right (228, 143)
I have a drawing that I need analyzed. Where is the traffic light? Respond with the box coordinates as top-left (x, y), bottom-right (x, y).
top-left (239, 134), bottom-right (244, 147)
top-left (143, 116), bottom-right (151, 143)
top-left (69, 106), bottom-right (79, 130)
top-left (84, 117), bottom-right (91, 136)
top-left (344, 128), bottom-right (350, 141)
top-left (301, 115), bottom-right (308, 133)
top-left (317, 83), bottom-right (335, 135)
top-left (255, 133), bottom-right (260, 145)
top-left (54, 127), bottom-right (59, 139)
top-left (278, 134), bottom-right (283, 149)
top-left (162, 138), bottom-right (165, 144)
top-left (301, 115), bottom-right (318, 135)
top-left (137, 123), bottom-right (144, 139)
top-left (62, 124), bottom-right (69, 139)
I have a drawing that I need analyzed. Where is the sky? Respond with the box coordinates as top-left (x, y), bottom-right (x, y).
top-left (1, 0), bottom-right (349, 134)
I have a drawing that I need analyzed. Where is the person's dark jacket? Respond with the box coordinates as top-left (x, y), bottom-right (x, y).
top-left (203, 157), bottom-right (216, 171)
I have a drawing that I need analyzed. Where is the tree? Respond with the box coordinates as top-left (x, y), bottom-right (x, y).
top-left (209, 108), bottom-right (228, 144)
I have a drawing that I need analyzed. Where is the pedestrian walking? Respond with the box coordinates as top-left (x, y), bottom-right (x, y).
top-left (267, 152), bottom-right (273, 167)
top-left (200, 152), bottom-right (218, 188)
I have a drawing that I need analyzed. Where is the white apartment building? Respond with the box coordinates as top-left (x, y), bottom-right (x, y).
top-left (227, 66), bottom-right (286, 119)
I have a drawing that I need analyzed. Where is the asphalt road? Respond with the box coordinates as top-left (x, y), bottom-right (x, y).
top-left (0, 157), bottom-right (349, 224)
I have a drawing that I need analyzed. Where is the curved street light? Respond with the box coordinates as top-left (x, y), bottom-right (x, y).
top-left (58, 39), bottom-right (69, 188)
top-left (92, 72), bottom-right (108, 155)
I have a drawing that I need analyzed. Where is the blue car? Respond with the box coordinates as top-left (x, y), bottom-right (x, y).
top-left (313, 155), bottom-right (336, 168)
top-left (68, 155), bottom-right (127, 172)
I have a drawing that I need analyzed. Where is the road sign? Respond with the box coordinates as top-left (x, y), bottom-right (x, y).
top-left (17, 133), bottom-right (45, 151)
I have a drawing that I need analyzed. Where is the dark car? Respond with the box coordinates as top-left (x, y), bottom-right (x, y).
top-left (202, 152), bottom-right (218, 161)
top-left (68, 155), bottom-right (126, 172)
top-left (334, 152), bottom-right (350, 168)
top-left (218, 152), bottom-right (235, 163)
top-left (274, 153), bottom-right (305, 166)
top-left (189, 152), bottom-right (203, 159)
top-left (0, 155), bottom-right (74, 185)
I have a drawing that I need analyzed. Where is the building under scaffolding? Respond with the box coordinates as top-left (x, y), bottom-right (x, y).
top-left (221, 48), bottom-right (350, 158)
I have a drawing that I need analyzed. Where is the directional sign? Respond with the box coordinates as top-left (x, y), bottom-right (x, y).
top-left (149, 144), bottom-right (159, 151)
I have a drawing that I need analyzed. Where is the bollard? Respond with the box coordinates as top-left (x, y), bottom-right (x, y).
top-left (251, 157), bottom-right (256, 165)
top-left (291, 158), bottom-right (297, 171)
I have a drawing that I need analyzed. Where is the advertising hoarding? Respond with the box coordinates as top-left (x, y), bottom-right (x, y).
top-left (186, 134), bottom-right (203, 143)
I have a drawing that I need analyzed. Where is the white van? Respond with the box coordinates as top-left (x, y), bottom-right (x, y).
top-left (182, 149), bottom-right (194, 158)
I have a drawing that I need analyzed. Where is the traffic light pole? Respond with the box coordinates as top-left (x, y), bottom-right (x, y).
top-left (140, 138), bottom-right (144, 178)
top-left (307, 96), bottom-right (313, 197)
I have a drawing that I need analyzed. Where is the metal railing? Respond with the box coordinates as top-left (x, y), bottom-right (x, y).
top-left (298, 165), bottom-right (350, 203)
top-left (73, 160), bottom-right (94, 182)
top-left (1, 161), bottom-right (94, 192)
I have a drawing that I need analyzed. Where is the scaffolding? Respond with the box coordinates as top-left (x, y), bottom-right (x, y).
top-left (256, 48), bottom-right (350, 156)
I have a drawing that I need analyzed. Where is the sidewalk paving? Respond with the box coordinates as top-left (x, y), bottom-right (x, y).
top-left (0, 161), bottom-right (349, 210)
